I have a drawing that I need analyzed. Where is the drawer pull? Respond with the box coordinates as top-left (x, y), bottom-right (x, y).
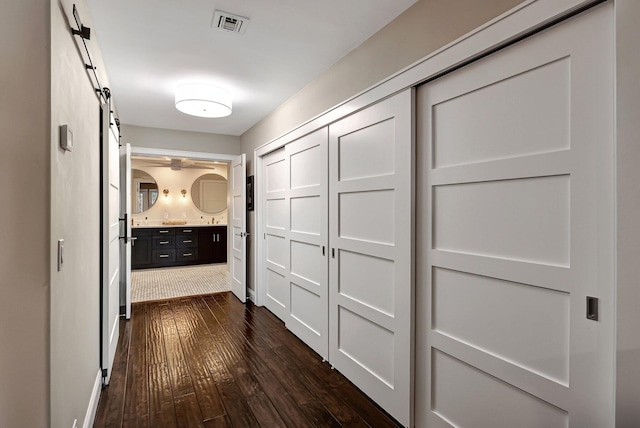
top-left (183, 253), bottom-right (193, 257)
top-left (159, 241), bottom-right (169, 245)
top-left (183, 240), bottom-right (192, 243)
top-left (159, 230), bottom-right (169, 233)
top-left (183, 229), bottom-right (192, 233)
top-left (159, 254), bottom-right (170, 258)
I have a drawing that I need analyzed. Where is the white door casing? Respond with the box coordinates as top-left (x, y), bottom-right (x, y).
top-left (328, 89), bottom-right (414, 427)
top-left (230, 153), bottom-right (247, 302)
top-left (120, 143), bottom-right (132, 319)
top-left (101, 107), bottom-right (120, 384)
top-left (416, 3), bottom-right (614, 427)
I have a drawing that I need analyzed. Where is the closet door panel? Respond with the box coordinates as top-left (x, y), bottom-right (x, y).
top-left (285, 128), bottom-right (329, 359)
top-left (329, 89), bottom-right (413, 427)
top-left (262, 148), bottom-right (289, 320)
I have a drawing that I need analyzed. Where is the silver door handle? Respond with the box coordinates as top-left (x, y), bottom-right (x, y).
top-left (235, 232), bottom-right (250, 238)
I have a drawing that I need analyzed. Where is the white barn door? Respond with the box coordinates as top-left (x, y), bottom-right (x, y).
top-left (101, 107), bottom-right (121, 384)
top-left (416, 3), bottom-right (614, 427)
top-left (328, 89), bottom-right (414, 426)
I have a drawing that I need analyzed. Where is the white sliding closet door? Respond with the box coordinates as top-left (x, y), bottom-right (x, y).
top-left (416, 4), bottom-right (614, 427)
top-left (329, 89), bottom-right (414, 426)
top-left (262, 148), bottom-right (289, 320)
top-left (285, 129), bottom-right (329, 359)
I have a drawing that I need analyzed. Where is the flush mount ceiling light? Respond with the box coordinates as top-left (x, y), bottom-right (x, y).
top-left (175, 84), bottom-right (232, 118)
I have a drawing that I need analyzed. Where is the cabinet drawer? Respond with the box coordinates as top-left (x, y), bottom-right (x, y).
top-left (177, 227), bottom-right (197, 235)
top-left (132, 228), bottom-right (152, 237)
top-left (153, 228), bottom-right (176, 236)
top-left (153, 236), bottom-right (175, 248)
top-left (152, 249), bottom-right (175, 264)
top-left (177, 249), bottom-right (198, 262)
top-left (176, 235), bottom-right (198, 248)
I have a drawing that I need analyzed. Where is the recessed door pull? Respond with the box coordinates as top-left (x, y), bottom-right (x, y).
top-left (332, 248), bottom-right (335, 258)
top-left (322, 246), bottom-right (325, 256)
top-left (587, 296), bottom-right (599, 321)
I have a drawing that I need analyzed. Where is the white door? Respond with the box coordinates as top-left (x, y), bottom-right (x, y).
top-left (120, 143), bottom-right (132, 319)
top-left (328, 89), bottom-right (414, 426)
top-left (101, 107), bottom-right (121, 384)
top-left (262, 148), bottom-right (290, 320)
top-left (230, 153), bottom-right (247, 302)
top-left (285, 129), bottom-right (329, 359)
top-left (416, 3), bottom-right (614, 427)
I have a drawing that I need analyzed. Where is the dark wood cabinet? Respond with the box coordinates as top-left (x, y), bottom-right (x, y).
top-left (131, 228), bottom-right (152, 269)
top-left (132, 225), bottom-right (226, 269)
top-left (198, 226), bottom-right (227, 264)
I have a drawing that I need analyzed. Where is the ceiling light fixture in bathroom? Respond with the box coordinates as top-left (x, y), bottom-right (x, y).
top-left (175, 83), bottom-right (232, 118)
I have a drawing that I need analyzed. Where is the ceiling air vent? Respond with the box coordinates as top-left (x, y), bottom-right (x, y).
top-left (212, 10), bottom-right (250, 34)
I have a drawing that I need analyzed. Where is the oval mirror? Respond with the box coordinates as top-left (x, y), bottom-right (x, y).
top-left (191, 173), bottom-right (227, 213)
top-left (132, 169), bottom-right (159, 214)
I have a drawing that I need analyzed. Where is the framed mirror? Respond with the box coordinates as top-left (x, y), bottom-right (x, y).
top-left (132, 169), bottom-right (159, 213)
top-left (191, 173), bottom-right (227, 213)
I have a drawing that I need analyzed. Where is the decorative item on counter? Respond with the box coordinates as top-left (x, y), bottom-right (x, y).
top-left (144, 216), bottom-right (148, 225)
top-left (161, 220), bottom-right (187, 225)
top-left (181, 189), bottom-right (187, 198)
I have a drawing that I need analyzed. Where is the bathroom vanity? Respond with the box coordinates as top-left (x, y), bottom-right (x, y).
top-left (131, 224), bottom-right (227, 269)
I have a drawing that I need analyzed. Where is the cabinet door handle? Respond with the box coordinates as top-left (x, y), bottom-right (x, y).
top-left (159, 241), bottom-right (169, 245)
top-left (183, 229), bottom-right (192, 233)
top-left (159, 254), bottom-right (169, 258)
top-left (183, 253), bottom-right (192, 257)
top-left (159, 230), bottom-right (169, 234)
top-left (183, 240), bottom-right (192, 243)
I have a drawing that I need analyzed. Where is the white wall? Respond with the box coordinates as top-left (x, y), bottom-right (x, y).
top-left (131, 161), bottom-right (229, 226)
top-left (121, 124), bottom-right (241, 155)
top-left (50, 0), bottom-right (110, 426)
top-left (0, 1), bottom-right (50, 427)
top-left (240, 0), bottom-right (524, 292)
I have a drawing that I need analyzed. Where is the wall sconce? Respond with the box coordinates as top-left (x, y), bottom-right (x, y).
top-left (181, 189), bottom-right (187, 198)
top-left (163, 189), bottom-right (169, 198)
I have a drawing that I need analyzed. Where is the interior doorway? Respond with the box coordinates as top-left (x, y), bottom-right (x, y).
top-left (125, 147), bottom-right (238, 304)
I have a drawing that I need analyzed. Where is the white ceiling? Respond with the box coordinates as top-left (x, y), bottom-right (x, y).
top-left (85, 0), bottom-right (417, 136)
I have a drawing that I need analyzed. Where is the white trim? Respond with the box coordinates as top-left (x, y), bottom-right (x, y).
top-left (82, 370), bottom-right (102, 428)
top-left (130, 146), bottom-right (237, 162)
top-left (247, 287), bottom-right (256, 303)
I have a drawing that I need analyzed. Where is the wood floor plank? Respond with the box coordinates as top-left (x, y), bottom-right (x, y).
top-left (192, 376), bottom-right (225, 421)
top-left (122, 344), bottom-right (148, 419)
top-left (216, 381), bottom-right (260, 428)
top-left (254, 371), bottom-right (313, 427)
top-left (147, 302), bottom-right (167, 364)
top-left (335, 381), bottom-right (400, 428)
top-left (245, 392), bottom-right (287, 428)
top-left (296, 369), bottom-right (369, 427)
top-left (149, 403), bottom-right (178, 428)
top-left (148, 362), bottom-right (173, 414)
top-left (298, 400), bottom-right (342, 428)
top-left (174, 393), bottom-right (205, 428)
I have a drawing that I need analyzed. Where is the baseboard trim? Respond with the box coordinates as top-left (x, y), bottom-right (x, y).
top-left (83, 370), bottom-right (102, 428)
top-left (247, 287), bottom-right (256, 303)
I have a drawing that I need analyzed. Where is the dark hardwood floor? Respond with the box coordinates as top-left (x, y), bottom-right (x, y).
top-left (93, 292), bottom-right (402, 427)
